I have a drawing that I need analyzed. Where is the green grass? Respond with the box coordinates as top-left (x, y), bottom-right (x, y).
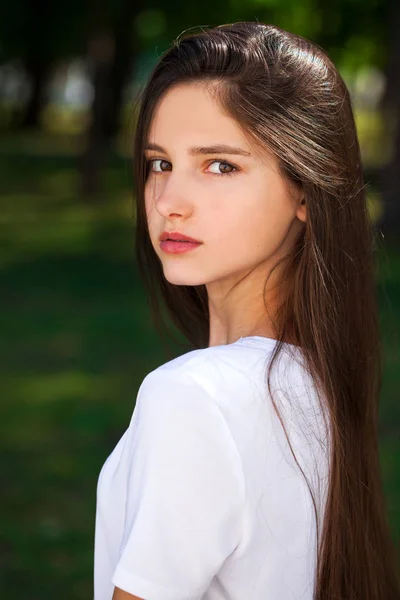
top-left (0, 133), bottom-right (399, 598)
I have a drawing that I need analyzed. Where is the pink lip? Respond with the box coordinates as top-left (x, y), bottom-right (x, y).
top-left (160, 240), bottom-right (202, 254)
top-left (159, 231), bottom-right (202, 243)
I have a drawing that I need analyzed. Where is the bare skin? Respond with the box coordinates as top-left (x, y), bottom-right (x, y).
top-left (112, 587), bottom-right (143, 600)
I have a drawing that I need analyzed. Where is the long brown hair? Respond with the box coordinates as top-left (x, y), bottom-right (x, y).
top-left (132, 21), bottom-right (400, 599)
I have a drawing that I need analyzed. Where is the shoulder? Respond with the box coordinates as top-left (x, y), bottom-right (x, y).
top-left (136, 341), bottom-right (316, 407)
top-left (138, 342), bottom-right (269, 405)
top-left (133, 341), bottom-right (325, 430)
top-left (133, 348), bottom-right (224, 421)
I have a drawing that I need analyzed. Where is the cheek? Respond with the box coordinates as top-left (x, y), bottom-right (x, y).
top-left (206, 185), bottom-right (293, 259)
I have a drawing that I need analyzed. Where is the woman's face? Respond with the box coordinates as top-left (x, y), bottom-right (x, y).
top-left (144, 81), bottom-right (305, 290)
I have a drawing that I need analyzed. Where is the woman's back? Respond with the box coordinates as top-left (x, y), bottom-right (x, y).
top-left (95, 336), bottom-right (330, 600)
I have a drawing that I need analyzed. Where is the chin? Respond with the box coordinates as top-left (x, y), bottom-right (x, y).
top-left (162, 270), bottom-right (207, 287)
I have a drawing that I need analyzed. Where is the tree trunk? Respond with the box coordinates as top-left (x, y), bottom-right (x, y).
top-left (105, 0), bottom-right (136, 138)
top-left (80, 30), bottom-right (115, 199)
top-left (18, 0), bottom-right (52, 129)
top-left (79, 0), bottom-right (139, 198)
top-left (378, 0), bottom-right (400, 246)
top-left (20, 56), bottom-right (47, 128)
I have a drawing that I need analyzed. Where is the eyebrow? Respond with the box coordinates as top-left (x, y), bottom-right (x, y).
top-left (144, 142), bottom-right (252, 157)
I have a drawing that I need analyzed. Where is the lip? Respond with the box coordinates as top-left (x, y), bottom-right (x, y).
top-left (160, 240), bottom-right (202, 254)
top-left (159, 231), bottom-right (202, 243)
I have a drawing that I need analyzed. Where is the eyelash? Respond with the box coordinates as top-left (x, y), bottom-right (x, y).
top-left (145, 158), bottom-right (239, 178)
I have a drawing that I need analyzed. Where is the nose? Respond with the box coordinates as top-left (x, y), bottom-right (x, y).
top-left (152, 172), bottom-right (194, 219)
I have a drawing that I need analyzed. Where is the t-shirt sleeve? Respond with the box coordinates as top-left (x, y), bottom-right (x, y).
top-left (111, 368), bottom-right (246, 600)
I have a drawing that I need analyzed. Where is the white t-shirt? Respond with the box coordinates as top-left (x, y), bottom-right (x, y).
top-left (94, 336), bottom-right (331, 600)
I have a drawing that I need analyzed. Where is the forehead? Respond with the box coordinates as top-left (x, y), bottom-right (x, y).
top-left (147, 82), bottom-right (251, 148)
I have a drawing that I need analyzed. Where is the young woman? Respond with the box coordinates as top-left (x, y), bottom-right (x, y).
top-left (94, 21), bottom-right (400, 600)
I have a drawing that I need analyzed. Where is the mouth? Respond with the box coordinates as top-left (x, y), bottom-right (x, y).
top-left (159, 239), bottom-right (203, 254)
top-left (159, 231), bottom-right (202, 244)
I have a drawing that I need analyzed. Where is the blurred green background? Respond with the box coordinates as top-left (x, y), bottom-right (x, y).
top-left (1, 0), bottom-right (400, 598)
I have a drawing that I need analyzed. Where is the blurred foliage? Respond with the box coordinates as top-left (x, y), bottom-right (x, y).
top-left (0, 0), bottom-right (390, 71)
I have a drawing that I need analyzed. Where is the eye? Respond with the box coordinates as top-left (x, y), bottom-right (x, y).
top-left (147, 159), bottom-right (171, 173)
top-left (206, 160), bottom-right (238, 176)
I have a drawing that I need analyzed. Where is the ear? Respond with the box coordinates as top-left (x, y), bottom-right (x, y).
top-left (296, 193), bottom-right (306, 223)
